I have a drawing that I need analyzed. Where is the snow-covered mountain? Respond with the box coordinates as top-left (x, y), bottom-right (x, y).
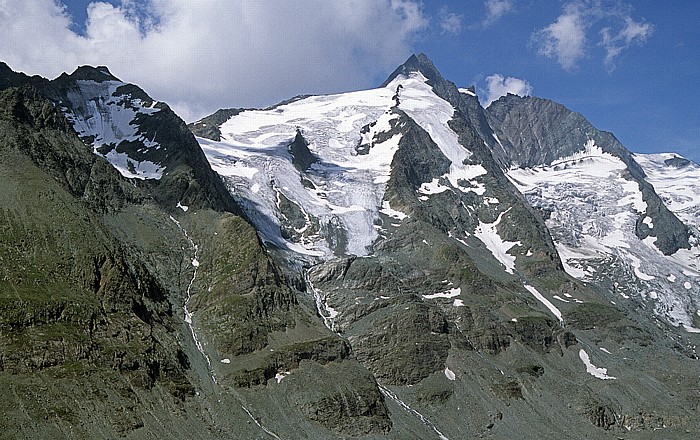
top-left (2, 54), bottom-right (700, 439)
top-left (188, 53), bottom-right (700, 437)
top-left (58, 67), bottom-right (165, 180)
top-left (488, 94), bottom-right (700, 333)
top-left (193, 54), bottom-right (700, 335)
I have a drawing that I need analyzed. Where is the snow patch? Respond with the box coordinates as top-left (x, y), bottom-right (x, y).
top-left (444, 367), bottom-right (456, 381)
top-left (101, 150), bottom-right (164, 180)
top-left (579, 349), bottom-right (616, 379)
top-left (418, 178), bottom-right (451, 195)
top-left (275, 371), bottom-right (291, 383)
top-left (379, 201), bottom-right (408, 220)
top-left (423, 287), bottom-right (461, 300)
top-left (177, 201), bottom-right (189, 212)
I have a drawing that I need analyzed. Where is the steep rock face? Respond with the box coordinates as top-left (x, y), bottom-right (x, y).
top-left (0, 86), bottom-right (198, 437)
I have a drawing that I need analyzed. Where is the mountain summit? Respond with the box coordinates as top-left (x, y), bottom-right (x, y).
top-left (381, 53), bottom-right (443, 87)
top-left (1, 55), bottom-right (699, 438)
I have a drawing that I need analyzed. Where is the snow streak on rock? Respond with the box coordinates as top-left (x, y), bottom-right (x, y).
top-left (473, 209), bottom-right (521, 274)
top-left (378, 384), bottom-right (450, 440)
top-left (169, 215), bottom-right (215, 383)
top-left (241, 405), bottom-right (283, 440)
top-left (524, 284), bottom-right (563, 324)
top-left (306, 271), bottom-right (339, 332)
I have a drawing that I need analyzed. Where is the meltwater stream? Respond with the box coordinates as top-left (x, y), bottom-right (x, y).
top-left (169, 216), bottom-right (214, 382)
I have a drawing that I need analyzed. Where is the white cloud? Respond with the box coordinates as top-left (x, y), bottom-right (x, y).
top-left (0, 0), bottom-right (427, 121)
top-left (532, 1), bottom-right (654, 71)
top-left (531, 2), bottom-right (587, 70)
top-left (440, 9), bottom-right (462, 35)
top-left (483, 0), bottom-right (514, 27)
top-left (484, 73), bottom-right (533, 106)
top-left (601, 17), bottom-right (654, 69)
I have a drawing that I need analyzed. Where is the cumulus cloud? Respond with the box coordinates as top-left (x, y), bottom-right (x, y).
top-left (0, 0), bottom-right (428, 121)
top-left (484, 74), bottom-right (533, 106)
top-left (483, 0), bottom-right (514, 27)
top-left (532, 1), bottom-right (654, 71)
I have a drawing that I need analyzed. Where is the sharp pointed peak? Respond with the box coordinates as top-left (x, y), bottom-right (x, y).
top-left (381, 53), bottom-right (444, 88)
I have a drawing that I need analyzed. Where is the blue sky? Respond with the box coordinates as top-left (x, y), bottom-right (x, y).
top-left (410, 1), bottom-right (700, 163)
top-left (1, 1), bottom-right (698, 162)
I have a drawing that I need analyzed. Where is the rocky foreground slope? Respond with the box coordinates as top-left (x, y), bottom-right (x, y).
top-left (0, 55), bottom-right (698, 439)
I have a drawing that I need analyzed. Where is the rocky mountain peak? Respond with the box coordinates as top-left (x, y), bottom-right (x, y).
top-left (66, 65), bottom-right (120, 82)
top-left (381, 53), bottom-right (442, 88)
top-left (0, 61), bottom-right (40, 90)
top-left (0, 61), bottom-right (15, 79)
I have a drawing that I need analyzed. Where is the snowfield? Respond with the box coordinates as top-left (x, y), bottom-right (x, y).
top-left (62, 80), bottom-right (164, 180)
top-left (199, 85), bottom-right (399, 260)
top-left (198, 71), bottom-right (485, 263)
